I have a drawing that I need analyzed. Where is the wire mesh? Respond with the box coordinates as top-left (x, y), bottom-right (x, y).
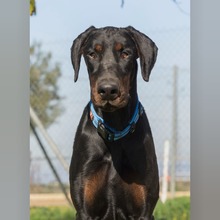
top-left (30, 28), bottom-right (190, 193)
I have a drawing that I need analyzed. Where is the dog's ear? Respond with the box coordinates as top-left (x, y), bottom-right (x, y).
top-left (126, 26), bottom-right (158, 82)
top-left (71, 26), bottom-right (96, 82)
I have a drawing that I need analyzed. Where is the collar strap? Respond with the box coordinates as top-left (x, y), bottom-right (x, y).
top-left (89, 100), bottom-right (144, 142)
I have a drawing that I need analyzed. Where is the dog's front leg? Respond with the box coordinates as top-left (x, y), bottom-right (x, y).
top-left (75, 211), bottom-right (91, 220)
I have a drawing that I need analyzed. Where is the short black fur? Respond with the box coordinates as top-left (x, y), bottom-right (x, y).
top-left (70, 26), bottom-right (159, 220)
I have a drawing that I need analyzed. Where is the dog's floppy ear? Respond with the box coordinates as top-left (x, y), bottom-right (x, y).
top-left (126, 26), bottom-right (158, 82)
top-left (71, 26), bottom-right (96, 82)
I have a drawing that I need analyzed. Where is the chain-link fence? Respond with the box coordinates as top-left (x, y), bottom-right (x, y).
top-left (30, 28), bottom-right (190, 195)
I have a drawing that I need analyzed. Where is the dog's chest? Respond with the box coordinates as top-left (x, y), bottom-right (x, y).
top-left (83, 155), bottom-right (147, 217)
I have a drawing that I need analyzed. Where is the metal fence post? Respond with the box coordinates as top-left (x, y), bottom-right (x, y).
top-left (170, 65), bottom-right (178, 198)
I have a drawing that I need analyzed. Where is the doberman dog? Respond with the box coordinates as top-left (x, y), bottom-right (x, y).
top-left (70, 26), bottom-right (159, 220)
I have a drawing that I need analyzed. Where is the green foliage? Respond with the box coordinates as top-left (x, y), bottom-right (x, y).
top-left (30, 42), bottom-right (63, 128)
top-left (30, 0), bottom-right (36, 16)
top-left (30, 197), bottom-right (190, 220)
top-left (154, 197), bottom-right (190, 220)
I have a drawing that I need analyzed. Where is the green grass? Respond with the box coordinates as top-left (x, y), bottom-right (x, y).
top-left (30, 206), bottom-right (76, 220)
top-left (30, 197), bottom-right (190, 220)
top-left (154, 197), bottom-right (190, 220)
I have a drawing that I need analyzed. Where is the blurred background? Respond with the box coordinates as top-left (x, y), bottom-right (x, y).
top-left (30, 0), bottom-right (190, 218)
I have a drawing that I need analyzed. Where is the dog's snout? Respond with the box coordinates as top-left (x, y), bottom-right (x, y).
top-left (98, 83), bottom-right (120, 101)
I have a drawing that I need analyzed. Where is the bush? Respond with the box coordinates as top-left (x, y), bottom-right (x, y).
top-left (30, 197), bottom-right (190, 220)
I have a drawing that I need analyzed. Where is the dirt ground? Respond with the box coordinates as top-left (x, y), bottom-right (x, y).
top-left (30, 192), bottom-right (190, 207)
top-left (30, 193), bottom-right (71, 207)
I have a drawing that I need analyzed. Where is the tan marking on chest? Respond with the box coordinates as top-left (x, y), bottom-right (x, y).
top-left (122, 180), bottom-right (146, 207)
top-left (84, 167), bottom-right (107, 206)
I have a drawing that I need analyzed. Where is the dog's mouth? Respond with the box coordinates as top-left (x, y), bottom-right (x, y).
top-left (102, 101), bottom-right (123, 112)
top-left (92, 97), bottom-right (130, 112)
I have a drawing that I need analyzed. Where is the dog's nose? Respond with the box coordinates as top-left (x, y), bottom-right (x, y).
top-left (98, 84), bottom-right (119, 101)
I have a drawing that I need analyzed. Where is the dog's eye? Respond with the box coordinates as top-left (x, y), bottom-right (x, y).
top-left (120, 51), bottom-right (129, 59)
top-left (88, 52), bottom-right (97, 59)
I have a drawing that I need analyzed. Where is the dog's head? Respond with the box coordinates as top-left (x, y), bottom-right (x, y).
top-left (71, 26), bottom-right (158, 112)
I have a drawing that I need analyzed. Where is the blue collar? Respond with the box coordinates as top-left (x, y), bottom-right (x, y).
top-left (89, 100), bottom-right (144, 142)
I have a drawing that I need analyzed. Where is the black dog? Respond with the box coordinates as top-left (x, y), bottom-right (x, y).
top-left (70, 26), bottom-right (159, 220)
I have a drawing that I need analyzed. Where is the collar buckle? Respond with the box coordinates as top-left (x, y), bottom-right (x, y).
top-left (130, 122), bottom-right (136, 134)
top-left (97, 120), bottom-right (115, 142)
